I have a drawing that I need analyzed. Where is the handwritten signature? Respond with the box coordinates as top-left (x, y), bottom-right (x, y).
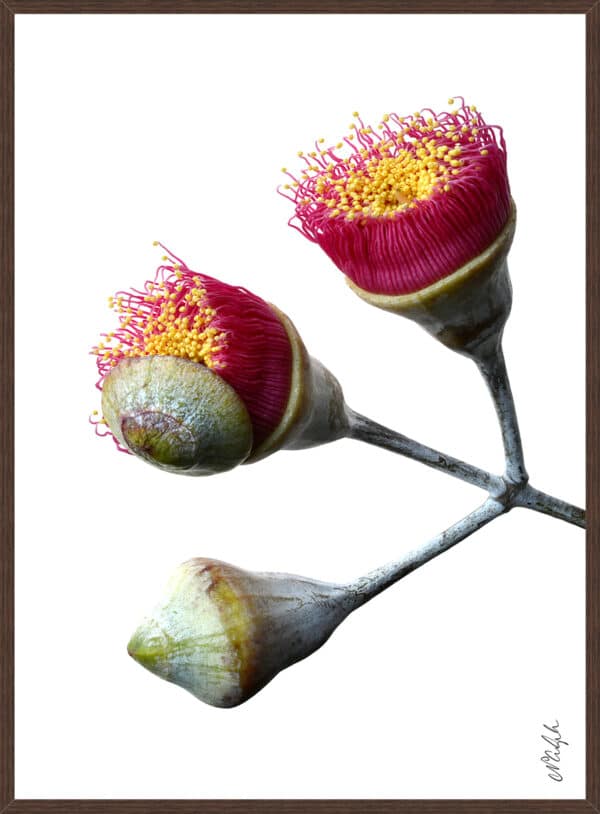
top-left (540, 721), bottom-right (568, 782)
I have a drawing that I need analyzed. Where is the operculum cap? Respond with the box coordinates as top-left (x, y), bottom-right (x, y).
top-left (127, 558), bottom-right (352, 708)
top-left (101, 356), bottom-right (253, 475)
top-left (346, 202), bottom-right (517, 358)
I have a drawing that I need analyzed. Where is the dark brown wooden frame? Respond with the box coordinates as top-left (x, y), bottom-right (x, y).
top-left (1, 2), bottom-right (597, 812)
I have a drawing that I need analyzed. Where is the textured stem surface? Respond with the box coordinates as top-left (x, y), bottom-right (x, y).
top-left (345, 498), bottom-right (505, 610)
top-left (516, 484), bottom-right (586, 529)
top-left (473, 341), bottom-right (528, 485)
top-left (347, 409), bottom-right (584, 528)
top-left (347, 409), bottom-right (501, 493)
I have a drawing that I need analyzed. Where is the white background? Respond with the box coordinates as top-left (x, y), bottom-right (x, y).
top-left (15, 14), bottom-right (585, 799)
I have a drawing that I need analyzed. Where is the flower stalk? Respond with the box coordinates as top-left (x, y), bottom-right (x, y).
top-left (345, 497), bottom-right (505, 608)
top-left (346, 409), bottom-right (584, 529)
top-left (471, 337), bottom-right (528, 486)
top-left (347, 408), bottom-right (500, 492)
top-left (514, 485), bottom-right (585, 528)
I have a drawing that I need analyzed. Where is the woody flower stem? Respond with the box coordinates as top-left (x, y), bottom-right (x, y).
top-left (347, 409), bottom-right (500, 492)
top-left (471, 336), bottom-right (528, 486)
top-left (516, 486), bottom-right (585, 527)
top-left (347, 498), bottom-right (505, 607)
top-left (346, 410), bottom-right (585, 529)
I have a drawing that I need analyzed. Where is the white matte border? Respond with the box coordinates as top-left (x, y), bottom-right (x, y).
top-left (15, 13), bottom-right (585, 799)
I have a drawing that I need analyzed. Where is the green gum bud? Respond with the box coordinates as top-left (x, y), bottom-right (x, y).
top-left (128, 558), bottom-right (352, 708)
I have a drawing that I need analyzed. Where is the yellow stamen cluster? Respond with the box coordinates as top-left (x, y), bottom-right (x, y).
top-left (316, 138), bottom-right (463, 220)
top-left (286, 106), bottom-right (492, 223)
top-left (133, 280), bottom-right (226, 369)
top-left (94, 275), bottom-right (227, 373)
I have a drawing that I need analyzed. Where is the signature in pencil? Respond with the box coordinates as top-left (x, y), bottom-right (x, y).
top-left (540, 720), bottom-right (568, 782)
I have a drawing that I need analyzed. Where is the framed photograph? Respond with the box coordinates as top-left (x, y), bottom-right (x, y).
top-left (2, 2), bottom-right (597, 812)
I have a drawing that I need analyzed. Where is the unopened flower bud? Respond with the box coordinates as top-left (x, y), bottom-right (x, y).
top-left (128, 558), bottom-right (353, 708)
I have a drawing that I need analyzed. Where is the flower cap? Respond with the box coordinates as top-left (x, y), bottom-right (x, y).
top-left (281, 97), bottom-right (512, 297)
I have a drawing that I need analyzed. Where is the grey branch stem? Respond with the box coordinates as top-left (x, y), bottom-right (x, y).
top-left (346, 498), bottom-right (505, 610)
top-left (514, 485), bottom-right (585, 527)
top-left (346, 410), bottom-right (584, 529)
top-left (472, 339), bottom-right (528, 485)
top-left (347, 408), bottom-right (501, 493)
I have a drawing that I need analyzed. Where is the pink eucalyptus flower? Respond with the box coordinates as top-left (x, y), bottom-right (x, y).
top-left (91, 244), bottom-right (292, 455)
top-left (280, 97), bottom-right (512, 297)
